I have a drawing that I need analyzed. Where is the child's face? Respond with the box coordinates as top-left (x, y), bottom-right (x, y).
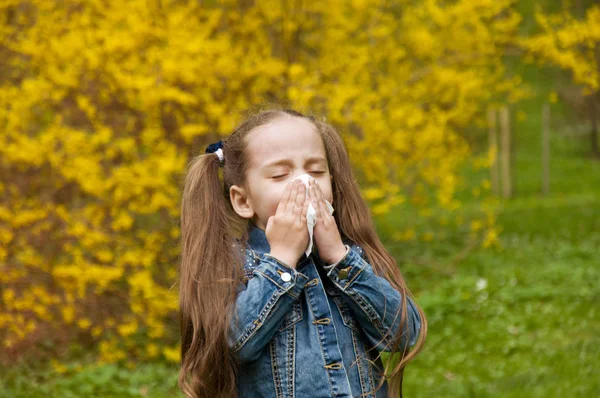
top-left (229, 116), bottom-right (333, 231)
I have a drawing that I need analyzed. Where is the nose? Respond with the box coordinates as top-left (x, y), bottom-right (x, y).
top-left (291, 173), bottom-right (314, 190)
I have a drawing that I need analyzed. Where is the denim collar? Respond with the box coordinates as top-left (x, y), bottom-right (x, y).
top-left (247, 222), bottom-right (271, 256)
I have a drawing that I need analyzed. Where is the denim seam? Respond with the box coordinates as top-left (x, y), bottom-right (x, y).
top-left (287, 324), bottom-right (295, 396)
top-left (344, 289), bottom-right (388, 342)
top-left (342, 265), bottom-right (365, 290)
top-left (269, 339), bottom-right (283, 398)
top-left (351, 327), bottom-right (371, 397)
top-left (367, 348), bottom-right (376, 394)
top-left (232, 290), bottom-right (282, 352)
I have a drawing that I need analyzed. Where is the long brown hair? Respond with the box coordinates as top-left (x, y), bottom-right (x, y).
top-left (178, 108), bottom-right (427, 398)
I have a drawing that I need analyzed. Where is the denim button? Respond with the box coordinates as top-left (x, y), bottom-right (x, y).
top-left (281, 272), bottom-right (292, 282)
top-left (338, 269), bottom-right (349, 279)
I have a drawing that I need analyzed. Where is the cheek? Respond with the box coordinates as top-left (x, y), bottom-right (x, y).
top-left (326, 186), bottom-right (334, 204)
top-left (317, 182), bottom-right (333, 203)
top-left (268, 187), bottom-right (287, 212)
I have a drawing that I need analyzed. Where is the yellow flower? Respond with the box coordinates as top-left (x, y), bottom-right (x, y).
top-left (163, 344), bottom-right (180, 363)
top-left (147, 343), bottom-right (159, 358)
top-left (117, 320), bottom-right (138, 337)
top-left (77, 318), bottom-right (92, 330)
top-left (470, 220), bottom-right (483, 231)
top-left (422, 232), bottom-right (434, 242)
top-left (51, 359), bottom-right (68, 374)
top-left (483, 229), bottom-right (499, 248)
top-left (62, 307), bottom-right (75, 324)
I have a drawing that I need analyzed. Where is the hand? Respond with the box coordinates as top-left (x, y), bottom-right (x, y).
top-left (266, 179), bottom-right (310, 269)
top-left (308, 179), bottom-right (347, 264)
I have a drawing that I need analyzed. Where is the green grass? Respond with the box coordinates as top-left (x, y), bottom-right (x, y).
top-left (401, 194), bottom-right (600, 397)
top-left (0, 361), bottom-right (182, 398)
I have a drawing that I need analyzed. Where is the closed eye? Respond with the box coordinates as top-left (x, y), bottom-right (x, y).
top-left (272, 171), bottom-right (325, 179)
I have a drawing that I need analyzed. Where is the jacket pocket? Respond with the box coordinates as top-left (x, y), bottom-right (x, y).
top-left (278, 300), bottom-right (303, 332)
top-left (331, 295), bottom-right (360, 333)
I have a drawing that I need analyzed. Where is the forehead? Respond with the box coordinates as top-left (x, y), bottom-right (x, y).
top-left (245, 116), bottom-right (326, 169)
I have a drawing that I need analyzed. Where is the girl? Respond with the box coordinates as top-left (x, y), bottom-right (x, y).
top-left (178, 109), bottom-right (427, 398)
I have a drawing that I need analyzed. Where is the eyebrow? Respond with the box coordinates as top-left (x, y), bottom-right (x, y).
top-left (262, 156), bottom-right (327, 169)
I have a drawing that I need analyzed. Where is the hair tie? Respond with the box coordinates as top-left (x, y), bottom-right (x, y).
top-left (205, 140), bottom-right (224, 167)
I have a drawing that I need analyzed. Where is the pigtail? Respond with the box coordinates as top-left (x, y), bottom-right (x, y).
top-left (177, 110), bottom-right (292, 398)
top-left (178, 148), bottom-right (242, 398)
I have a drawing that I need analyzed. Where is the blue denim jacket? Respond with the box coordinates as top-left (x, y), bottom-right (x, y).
top-left (230, 223), bottom-right (421, 397)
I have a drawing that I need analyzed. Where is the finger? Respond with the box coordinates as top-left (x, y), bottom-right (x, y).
top-left (309, 179), bottom-right (319, 206)
top-left (308, 180), bottom-right (317, 208)
top-left (313, 180), bottom-right (324, 205)
top-left (299, 191), bottom-right (310, 227)
top-left (293, 180), bottom-right (307, 219)
top-left (314, 182), bottom-right (329, 222)
top-left (311, 182), bottom-right (323, 222)
top-left (276, 179), bottom-right (295, 216)
top-left (285, 180), bottom-right (302, 214)
top-left (320, 196), bottom-right (331, 225)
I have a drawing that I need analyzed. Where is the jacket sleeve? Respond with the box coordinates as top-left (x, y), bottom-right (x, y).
top-left (324, 242), bottom-right (421, 352)
top-left (229, 252), bottom-right (309, 363)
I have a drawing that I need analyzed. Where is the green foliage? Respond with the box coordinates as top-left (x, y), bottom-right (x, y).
top-left (0, 361), bottom-right (182, 398)
top-left (403, 217), bottom-right (600, 397)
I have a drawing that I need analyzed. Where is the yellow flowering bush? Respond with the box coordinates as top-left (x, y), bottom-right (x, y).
top-left (0, 0), bottom-right (523, 364)
top-left (520, 5), bottom-right (600, 94)
top-left (519, 5), bottom-right (600, 157)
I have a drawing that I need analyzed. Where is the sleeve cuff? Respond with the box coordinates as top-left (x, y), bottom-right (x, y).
top-left (322, 244), bottom-right (351, 271)
top-left (259, 254), bottom-right (309, 298)
top-left (326, 244), bottom-right (366, 290)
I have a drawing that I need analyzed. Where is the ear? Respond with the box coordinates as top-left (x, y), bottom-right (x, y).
top-left (229, 185), bottom-right (255, 219)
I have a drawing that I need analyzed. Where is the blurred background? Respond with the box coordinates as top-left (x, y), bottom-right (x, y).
top-left (0, 0), bottom-right (598, 397)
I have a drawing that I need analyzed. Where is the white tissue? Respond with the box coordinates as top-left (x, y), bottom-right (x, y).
top-left (291, 174), bottom-right (335, 256)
